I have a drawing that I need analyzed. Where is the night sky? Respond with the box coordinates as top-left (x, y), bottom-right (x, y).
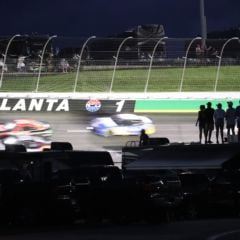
top-left (1, 0), bottom-right (239, 38)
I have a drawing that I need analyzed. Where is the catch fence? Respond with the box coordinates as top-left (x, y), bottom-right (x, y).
top-left (0, 37), bottom-right (239, 92)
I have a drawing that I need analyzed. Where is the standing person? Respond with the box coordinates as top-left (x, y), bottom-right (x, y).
top-left (204, 102), bottom-right (215, 144)
top-left (139, 129), bottom-right (149, 146)
top-left (214, 103), bottom-right (225, 144)
top-left (17, 56), bottom-right (26, 72)
top-left (225, 101), bottom-right (236, 136)
top-left (235, 100), bottom-right (240, 142)
top-left (196, 105), bottom-right (206, 143)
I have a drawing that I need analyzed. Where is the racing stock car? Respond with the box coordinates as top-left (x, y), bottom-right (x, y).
top-left (0, 119), bottom-right (52, 151)
top-left (3, 135), bottom-right (51, 152)
top-left (89, 114), bottom-right (156, 137)
top-left (0, 119), bottom-right (52, 140)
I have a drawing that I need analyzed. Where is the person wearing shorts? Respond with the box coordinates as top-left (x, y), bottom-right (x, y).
top-left (235, 101), bottom-right (240, 142)
top-left (225, 101), bottom-right (236, 136)
top-left (214, 103), bottom-right (225, 144)
top-left (204, 102), bottom-right (215, 144)
top-left (196, 105), bottom-right (206, 143)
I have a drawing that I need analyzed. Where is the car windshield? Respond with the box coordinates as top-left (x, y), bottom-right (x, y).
top-left (111, 116), bottom-right (143, 126)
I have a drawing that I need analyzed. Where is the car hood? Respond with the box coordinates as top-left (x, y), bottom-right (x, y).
top-left (91, 117), bottom-right (118, 128)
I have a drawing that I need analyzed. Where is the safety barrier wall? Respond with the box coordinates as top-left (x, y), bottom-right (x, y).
top-left (0, 97), bottom-right (239, 113)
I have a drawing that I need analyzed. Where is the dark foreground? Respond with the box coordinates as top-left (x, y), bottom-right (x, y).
top-left (1, 219), bottom-right (240, 240)
top-left (1, 142), bottom-right (240, 240)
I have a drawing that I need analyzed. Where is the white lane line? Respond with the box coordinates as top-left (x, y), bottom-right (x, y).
top-left (67, 130), bottom-right (91, 133)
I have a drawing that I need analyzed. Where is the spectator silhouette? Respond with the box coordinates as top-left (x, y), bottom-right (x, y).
top-left (225, 101), bottom-right (236, 136)
top-left (196, 104), bottom-right (206, 143)
top-left (235, 100), bottom-right (240, 142)
top-left (17, 56), bottom-right (26, 72)
top-left (139, 129), bottom-right (149, 146)
top-left (214, 103), bottom-right (225, 144)
top-left (204, 102), bottom-right (215, 144)
top-left (195, 44), bottom-right (203, 59)
top-left (60, 58), bottom-right (69, 73)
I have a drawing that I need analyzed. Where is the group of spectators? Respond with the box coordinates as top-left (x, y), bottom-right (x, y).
top-left (0, 56), bottom-right (72, 73)
top-left (196, 101), bottom-right (240, 144)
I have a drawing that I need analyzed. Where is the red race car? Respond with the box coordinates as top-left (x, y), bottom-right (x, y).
top-left (0, 119), bottom-right (52, 140)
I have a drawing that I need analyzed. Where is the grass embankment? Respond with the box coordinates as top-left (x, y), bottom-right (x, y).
top-left (1, 66), bottom-right (240, 92)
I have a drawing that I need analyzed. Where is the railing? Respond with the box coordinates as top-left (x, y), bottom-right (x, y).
top-left (0, 37), bottom-right (239, 92)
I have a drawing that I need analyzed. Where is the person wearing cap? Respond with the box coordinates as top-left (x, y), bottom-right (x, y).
top-left (214, 103), bottom-right (225, 144)
top-left (225, 101), bottom-right (236, 136)
top-left (204, 102), bottom-right (215, 144)
top-left (235, 100), bottom-right (240, 142)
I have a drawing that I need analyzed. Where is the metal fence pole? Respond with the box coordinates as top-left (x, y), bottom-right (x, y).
top-left (179, 36), bottom-right (202, 92)
top-left (73, 36), bottom-right (96, 93)
top-left (109, 36), bottom-right (133, 93)
top-left (35, 35), bottom-right (57, 92)
top-left (0, 34), bottom-right (21, 88)
top-left (144, 37), bottom-right (168, 93)
top-left (214, 37), bottom-right (239, 92)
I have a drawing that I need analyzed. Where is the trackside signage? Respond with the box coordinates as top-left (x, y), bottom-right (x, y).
top-left (0, 99), bottom-right (69, 112)
top-left (0, 98), bottom-right (135, 113)
top-left (134, 100), bottom-right (240, 113)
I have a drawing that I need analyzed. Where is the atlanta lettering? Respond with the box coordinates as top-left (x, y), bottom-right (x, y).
top-left (0, 99), bottom-right (69, 111)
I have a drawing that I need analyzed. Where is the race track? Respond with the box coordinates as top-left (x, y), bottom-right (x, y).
top-left (0, 112), bottom-right (199, 151)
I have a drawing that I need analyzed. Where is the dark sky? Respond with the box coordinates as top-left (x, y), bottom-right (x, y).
top-left (1, 0), bottom-right (239, 38)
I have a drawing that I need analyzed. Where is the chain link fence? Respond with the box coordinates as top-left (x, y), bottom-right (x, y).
top-left (0, 37), bottom-right (239, 92)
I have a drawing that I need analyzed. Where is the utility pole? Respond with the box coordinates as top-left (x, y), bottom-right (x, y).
top-left (200, 0), bottom-right (207, 49)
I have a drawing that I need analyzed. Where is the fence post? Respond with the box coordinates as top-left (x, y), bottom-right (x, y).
top-left (179, 37), bottom-right (202, 92)
top-left (214, 37), bottom-right (239, 92)
top-left (73, 36), bottom-right (96, 93)
top-left (0, 34), bottom-right (21, 88)
top-left (144, 37), bottom-right (168, 93)
top-left (109, 36), bottom-right (133, 93)
top-left (35, 35), bottom-right (57, 92)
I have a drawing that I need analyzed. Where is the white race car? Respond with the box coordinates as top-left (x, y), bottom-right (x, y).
top-left (89, 114), bottom-right (156, 137)
top-left (3, 135), bottom-right (51, 152)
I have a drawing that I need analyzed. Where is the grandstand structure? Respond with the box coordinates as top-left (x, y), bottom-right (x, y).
top-left (0, 30), bottom-right (240, 94)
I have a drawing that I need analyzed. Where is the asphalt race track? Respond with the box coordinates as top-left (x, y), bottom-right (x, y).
top-left (0, 112), bottom-right (199, 151)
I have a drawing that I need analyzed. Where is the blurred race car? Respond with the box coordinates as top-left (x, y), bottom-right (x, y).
top-left (3, 135), bottom-right (51, 152)
top-left (89, 113), bottom-right (156, 137)
top-left (0, 119), bottom-right (52, 140)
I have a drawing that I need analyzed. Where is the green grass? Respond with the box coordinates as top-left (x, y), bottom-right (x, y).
top-left (1, 65), bottom-right (240, 92)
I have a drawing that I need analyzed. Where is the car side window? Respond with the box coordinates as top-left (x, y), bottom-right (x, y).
top-left (22, 126), bottom-right (35, 131)
top-left (123, 120), bottom-right (142, 126)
